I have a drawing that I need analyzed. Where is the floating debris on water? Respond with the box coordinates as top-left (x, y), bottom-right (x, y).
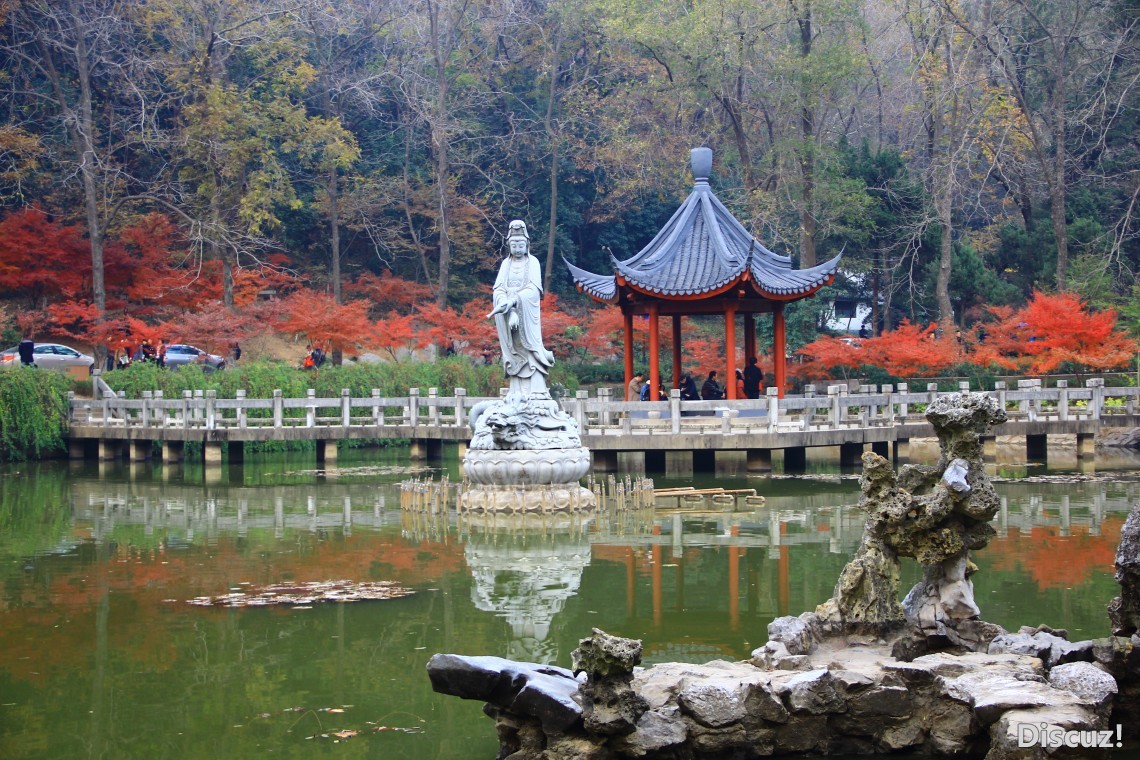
top-left (187, 580), bottom-right (414, 608)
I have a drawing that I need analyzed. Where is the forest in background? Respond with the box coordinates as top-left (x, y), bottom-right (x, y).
top-left (0, 0), bottom-right (1137, 374)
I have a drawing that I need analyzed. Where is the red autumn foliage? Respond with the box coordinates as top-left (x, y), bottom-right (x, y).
top-left (346, 271), bottom-right (434, 314)
top-left (154, 305), bottom-right (254, 355)
top-left (973, 291), bottom-right (1136, 374)
top-left (0, 207), bottom-right (90, 302)
top-left (860, 321), bottom-right (960, 377)
top-left (372, 311), bottom-right (427, 360)
top-left (276, 290), bottom-right (378, 355)
top-left (792, 335), bottom-right (864, 382)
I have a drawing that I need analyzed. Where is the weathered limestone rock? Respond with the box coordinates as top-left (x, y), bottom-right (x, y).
top-left (818, 394), bottom-right (1007, 648)
top-left (571, 629), bottom-right (649, 736)
top-left (1108, 503), bottom-right (1140, 637)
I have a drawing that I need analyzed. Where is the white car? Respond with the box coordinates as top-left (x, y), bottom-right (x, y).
top-left (0, 342), bottom-right (95, 372)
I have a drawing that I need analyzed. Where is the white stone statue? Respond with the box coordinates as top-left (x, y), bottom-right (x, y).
top-left (462, 219), bottom-right (592, 495)
top-left (489, 220), bottom-right (555, 398)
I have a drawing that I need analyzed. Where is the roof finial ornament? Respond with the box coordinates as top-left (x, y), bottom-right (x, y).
top-left (691, 147), bottom-right (712, 185)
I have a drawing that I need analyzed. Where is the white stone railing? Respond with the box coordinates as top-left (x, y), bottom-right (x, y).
top-left (68, 379), bottom-right (1137, 437)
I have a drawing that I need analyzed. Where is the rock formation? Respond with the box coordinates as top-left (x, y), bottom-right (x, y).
top-left (815, 394), bottom-right (1007, 653)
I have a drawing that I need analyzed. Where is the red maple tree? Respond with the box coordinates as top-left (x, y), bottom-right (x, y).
top-left (973, 291), bottom-right (1136, 374)
top-left (276, 290), bottom-right (378, 355)
top-left (860, 321), bottom-right (959, 377)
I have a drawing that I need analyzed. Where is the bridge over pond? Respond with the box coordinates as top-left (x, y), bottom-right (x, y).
top-left (68, 375), bottom-right (1138, 473)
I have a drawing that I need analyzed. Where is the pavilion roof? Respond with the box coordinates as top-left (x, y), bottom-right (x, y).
top-left (565, 148), bottom-right (841, 304)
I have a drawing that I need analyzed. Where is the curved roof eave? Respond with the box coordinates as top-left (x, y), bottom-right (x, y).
top-left (749, 252), bottom-right (843, 298)
top-left (564, 257), bottom-right (618, 303)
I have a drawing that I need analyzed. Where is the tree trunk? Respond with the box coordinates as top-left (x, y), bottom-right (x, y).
top-left (544, 28), bottom-right (562, 293)
top-left (797, 1), bottom-right (816, 268)
top-left (328, 165), bottom-right (341, 304)
top-left (1050, 60), bottom-right (1068, 290)
top-left (429, 0), bottom-right (452, 308)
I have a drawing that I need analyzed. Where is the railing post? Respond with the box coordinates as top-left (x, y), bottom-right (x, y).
top-left (408, 388), bottom-right (420, 427)
top-left (183, 390), bottom-right (192, 429)
top-left (927, 383), bottom-right (938, 406)
top-left (575, 389), bottom-right (589, 433)
top-left (598, 387), bottom-right (613, 426)
top-left (1057, 380), bottom-right (1069, 421)
top-left (670, 389), bottom-right (681, 434)
top-left (273, 390), bottom-right (283, 428)
top-left (1086, 378), bottom-right (1105, 420)
top-left (721, 408), bottom-right (738, 434)
top-left (141, 391), bottom-right (152, 428)
top-left (958, 381), bottom-right (970, 395)
top-left (67, 391), bottom-right (76, 424)
top-left (767, 387), bottom-right (780, 433)
top-left (92, 368), bottom-right (102, 401)
top-left (428, 387), bottom-right (439, 426)
top-left (882, 385), bottom-right (894, 426)
top-left (372, 389), bottom-right (382, 426)
top-left (342, 388), bottom-right (351, 427)
top-left (194, 390), bottom-right (204, 423)
top-left (306, 389), bottom-right (316, 427)
top-left (994, 381), bottom-right (1007, 416)
top-left (454, 388), bottom-right (467, 428)
top-left (828, 385), bottom-right (841, 429)
top-left (206, 390), bottom-right (217, 430)
top-left (236, 389), bottom-right (247, 428)
top-left (154, 390), bottom-right (164, 427)
top-left (803, 384), bottom-right (816, 399)
top-left (897, 382), bottom-right (908, 420)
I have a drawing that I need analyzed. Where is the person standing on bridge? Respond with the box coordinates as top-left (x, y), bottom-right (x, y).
top-left (743, 357), bottom-right (763, 399)
top-left (627, 371), bottom-right (644, 401)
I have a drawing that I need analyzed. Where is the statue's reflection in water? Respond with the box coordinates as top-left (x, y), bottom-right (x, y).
top-left (461, 513), bottom-right (593, 664)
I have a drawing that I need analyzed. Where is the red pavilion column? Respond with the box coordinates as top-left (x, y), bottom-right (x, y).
top-left (671, 315), bottom-right (682, 390)
top-left (623, 310), bottom-right (635, 400)
top-left (724, 306), bottom-right (737, 399)
top-left (744, 313), bottom-right (756, 364)
top-left (648, 303), bottom-right (660, 401)
top-left (773, 302), bottom-right (787, 398)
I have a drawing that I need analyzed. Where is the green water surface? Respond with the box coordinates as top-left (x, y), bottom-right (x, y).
top-left (1, 449), bottom-right (1138, 759)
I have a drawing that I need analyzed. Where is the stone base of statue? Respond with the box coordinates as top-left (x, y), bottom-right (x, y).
top-left (458, 483), bottom-right (596, 513)
top-left (463, 446), bottom-right (592, 486)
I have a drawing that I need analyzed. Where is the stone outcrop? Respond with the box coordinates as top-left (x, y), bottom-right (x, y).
top-left (816, 394), bottom-right (1007, 652)
top-left (1108, 503), bottom-right (1140, 637)
top-left (428, 633), bottom-right (1123, 759)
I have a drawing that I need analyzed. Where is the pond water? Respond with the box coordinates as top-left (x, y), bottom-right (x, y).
top-left (1, 448), bottom-right (1139, 759)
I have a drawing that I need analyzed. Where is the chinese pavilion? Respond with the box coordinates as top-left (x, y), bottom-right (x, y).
top-left (565, 148), bottom-right (842, 399)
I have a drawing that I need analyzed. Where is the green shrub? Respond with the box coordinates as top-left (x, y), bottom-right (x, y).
top-left (0, 368), bottom-right (70, 461)
top-left (102, 357), bottom-right (583, 400)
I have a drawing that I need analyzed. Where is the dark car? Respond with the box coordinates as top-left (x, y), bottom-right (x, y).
top-left (164, 344), bottom-right (226, 370)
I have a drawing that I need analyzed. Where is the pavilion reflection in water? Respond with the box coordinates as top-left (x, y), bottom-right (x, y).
top-left (60, 475), bottom-right (1140, 655)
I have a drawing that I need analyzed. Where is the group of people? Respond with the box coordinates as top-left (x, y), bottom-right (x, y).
top-left (302, 344), bottom-right (326, 369)
top-left (110, 338), bottom-right (165, 369)
top-left (626, 357), bottom-right (767, 401)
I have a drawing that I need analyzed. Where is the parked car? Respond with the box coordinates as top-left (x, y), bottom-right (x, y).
top-left (164, 344), bottom-right (226, 370)
top-left (0, 342), bottom-right (95, 372)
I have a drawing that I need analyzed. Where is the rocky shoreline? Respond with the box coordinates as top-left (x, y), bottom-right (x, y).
top-left (428, 396), bottom-right (1140, 758)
